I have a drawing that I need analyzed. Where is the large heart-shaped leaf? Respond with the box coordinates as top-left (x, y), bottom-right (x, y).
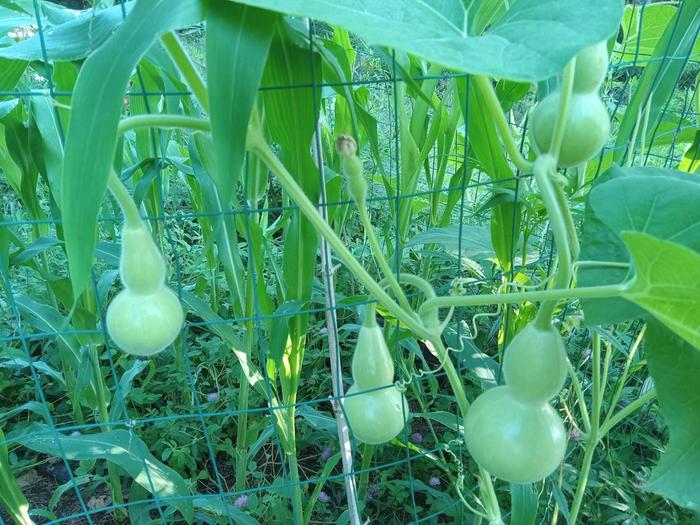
top-left (621, 232), bottom-right (700, 350)
top-left (645, 321), bottom-right (700, 510)
top-left (18, 425), bottom-right (193, 521)
top-left (579, 167), bottom-right (700, 325)
top-left (228, 0), bottom-right (623, 81)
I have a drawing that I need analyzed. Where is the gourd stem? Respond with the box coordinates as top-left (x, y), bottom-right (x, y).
top-left (430, 337), bottom-right (469, 414)
top-left (548, 59), bottom-right (576, 162)
top-left (533, 157), bottom-right (572, 330)
top-left (419, 283), bottom-right (624, 321)
top-left (472, 76), bottom-right (533, 174)
top-left (553, 181), bottom-right (580, 261)
top-left (378, 273), bottom-right (436, 301)
top-left (107, 171), bottom-right (142, 228)
top-left (363, 303), bottom-right (377, 327)
top-left (247, 132), bottom-right (431, 340)
top-left (357, 205), bottom-right (413, 313)
top-left (161, 32), bottom-right (210, 113)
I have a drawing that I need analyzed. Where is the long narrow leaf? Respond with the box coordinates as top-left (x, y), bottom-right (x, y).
top-left (61, 0), bottom-right (203, 298)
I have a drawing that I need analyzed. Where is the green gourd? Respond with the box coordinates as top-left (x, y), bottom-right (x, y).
top-left (529, 91), bottom-right (609, 167)
top-left (464, 386), bottom-right (567, 483)
top-left (342, 384), bottom-right (407, 445)
top-left (342, 307), bottom-right (407, 444)
top-left (502, 322), bottom-right (568, 402)
top-left (106, 221), bottom-right (184, 356)
top-left (573, 41), bottom-right (609, 94)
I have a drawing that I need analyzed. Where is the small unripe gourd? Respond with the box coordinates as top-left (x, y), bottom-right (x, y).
top-left (342, 308), bottom-right (407, 444)
top-left (106, 221), bottom-right (183, 356)
top-left (502, 322), bottom-right (568, 402)
top-left (529, 91), bottom-right (609, 167)
top-left (573, 41), bottom-right (609, 94)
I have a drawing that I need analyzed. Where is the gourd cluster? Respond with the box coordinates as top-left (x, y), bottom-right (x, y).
top-left (530, 42), bottom-right (610, 167)
top-left (106, 220), bottom-right (184, 356)
top-left (463, 322), bottom-right (568, 483)
top-left (342, 310), bottom-right (407, 444)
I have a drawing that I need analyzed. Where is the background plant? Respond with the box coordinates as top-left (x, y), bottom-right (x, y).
top-left (0, 1), bottom-right (699, 524)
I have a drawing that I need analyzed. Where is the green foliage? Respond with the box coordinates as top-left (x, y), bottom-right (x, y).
top-left (1, 0), bottom-right (699, 524)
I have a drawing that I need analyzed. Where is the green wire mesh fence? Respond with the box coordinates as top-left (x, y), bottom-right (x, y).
top-left (1, 0), bottom-right (699, 523)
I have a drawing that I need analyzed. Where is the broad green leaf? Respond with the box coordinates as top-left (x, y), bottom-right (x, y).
top-left (407, 224), bottom-right (494, 260)
top-left (621, 232), bottom-right (700, 350)
top-left (613, 0), bottom-right (700, 163)
top-left (645, 321), bottom-right (700, 510)
top-left (0, 4), bottom-right (135, 61)
top-left (228, 0), bottom-right (623, 81)
top-left (207, 1), bottom-right (275, 206)
top-left (61, 0), bottom-right (203, 298)
top-left (580, 167), bottom-right (700, 325)
top-left (18, 424), bottom-right (193, 522)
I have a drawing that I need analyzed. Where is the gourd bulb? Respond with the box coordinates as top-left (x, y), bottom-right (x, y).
top-left (342, 384), bottom-right (407, 444)
top-left (529, 91), bottom-right (610, 167)
top-left (464, 386), bottom-right (567, 483)
top-left (106, 286), bottom-right (183, 356)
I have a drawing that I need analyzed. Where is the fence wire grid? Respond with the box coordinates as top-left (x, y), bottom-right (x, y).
top-left (1, 0), bottom-right (699, 524)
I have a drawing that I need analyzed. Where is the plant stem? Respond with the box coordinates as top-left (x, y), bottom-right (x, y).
top-left (248, 133), bottom-right (430, 339)
top-left (567, 361), bottom-right (591, 434)
top-left (357, 206), bottom-right (413, 313)
top-left (599, 390), bottom-right (656, 437)
top-left (90, 346), bottom-right (125, 517)
top-left (287, 449), bottom-right (304, 525)
top-left (357, 443), bottom-right (375, 505)
top-left (569, 332), bottom-right (602, 524)
top-left (107, 172), bottom-right (142, 227)
top-left (161, 32), bottom-right (209, 113)
top-left (549, 60), bottom-right (576, 162)
top-left (235, 290), bottom-right (256, 492)
top-left (533, 156), bottom-right (573, 329)
top-left (472, 76), bottom-right (533, 174)
top-left (419, 283), bottom-right (624, 320)
top-left (552, 181), bottom-right (580, 261)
